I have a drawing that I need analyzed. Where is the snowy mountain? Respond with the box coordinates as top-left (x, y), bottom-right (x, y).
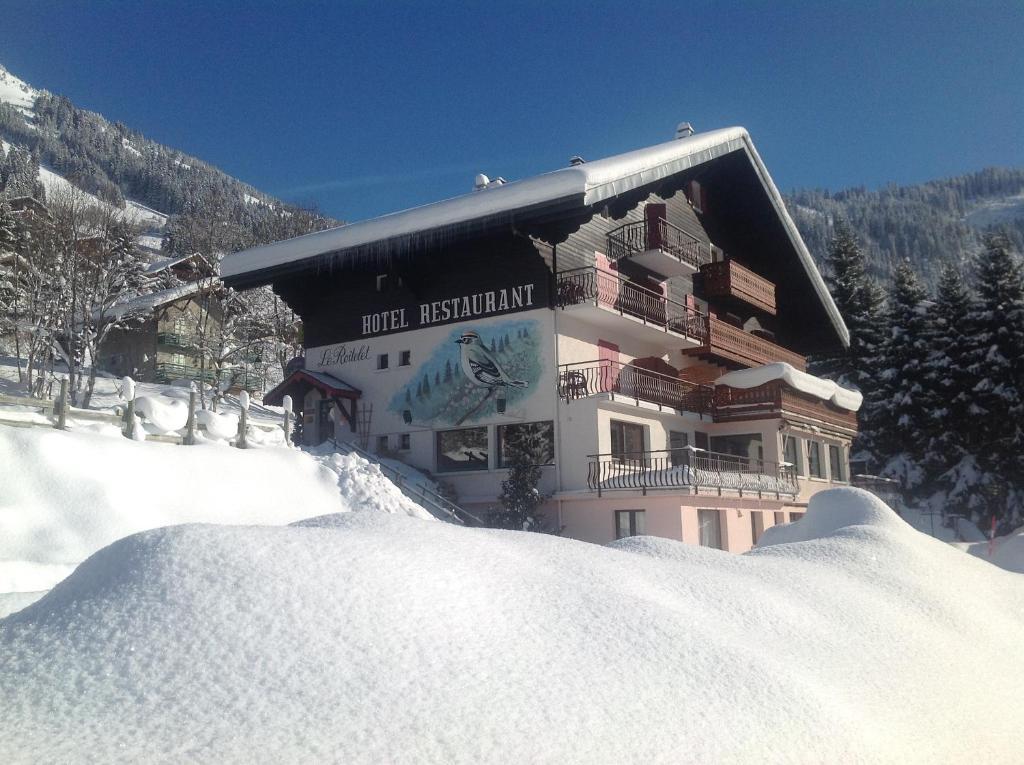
top-left (786, 167), bottom-right (1024, 285)
top-left (0, 63), bottom-right (336, 255)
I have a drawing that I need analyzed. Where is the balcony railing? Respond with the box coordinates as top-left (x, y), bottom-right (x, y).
top-left (558, 359), bottom-right (713, 414)
top-left (587, 448), bottom-right (799, 497)
top-left (683, 316), bottom-right (806, 371)
top-left (699, 259), bottom-right (777, 315)
top-left (714, 381), bottom-right (858, 430)
top-left (556, 267), bottom-right (709, 342)
top-left (153, 363), bottom-right (264, 389)
top-left (156, 331), bottom-right (198, 350)
top-left (606, 218), bottom-right (711, 271)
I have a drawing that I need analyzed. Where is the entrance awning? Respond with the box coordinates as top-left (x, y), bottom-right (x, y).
top-left (263, 369), bottom-right (361, 407)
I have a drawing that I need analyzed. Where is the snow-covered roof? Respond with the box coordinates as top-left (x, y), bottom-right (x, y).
top-left (715, 362), bottom-right (863, 412)
top-left (221, 126), bottom-right (847, 345)
top-left (107, 280), bottom-right (211, 320)
top-left (144, 252), bottom-right (212, 275)
top-left (222, 129), bottom-right (748, 279)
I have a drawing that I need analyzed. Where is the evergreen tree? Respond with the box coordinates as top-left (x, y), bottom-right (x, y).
top-left (492, 459), bottom-right (549, 531)
top-left (812, 219), bottom-right (886, 389)
top-left (873, 261), bottom-right (932, 486)
top-left (422, 374), bottom-right (431, 397)
top-left (920, 261), bottom-right (976, 513)
top-left (444, 359), bottom-right (452, 382)
top-left (964, 234), bottom-right (1024, 522)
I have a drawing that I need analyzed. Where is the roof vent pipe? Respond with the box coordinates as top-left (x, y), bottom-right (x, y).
top-left (569, 155), bottom-right (586, 166)
top-left (474, 173), bottom-right (490, 191)
top-left (675, 122), bottom-right (694, 139)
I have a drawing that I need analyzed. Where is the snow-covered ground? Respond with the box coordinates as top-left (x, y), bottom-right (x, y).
top-left (0, 487), bottom-right (1021, 763)
top-left (0, 424), bottom-right (435, 602)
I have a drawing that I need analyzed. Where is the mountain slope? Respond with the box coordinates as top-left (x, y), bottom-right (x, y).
top-left (0, 63), bottom-right (336, 254)
top-left (785, 167), bottom-right (1024, 285)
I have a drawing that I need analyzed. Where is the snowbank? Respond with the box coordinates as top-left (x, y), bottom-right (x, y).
top-left (1, 489), bottom-right (1022, 763)
top-left (962, 527), bottom-right (1024, 574)
top-left (715, 362), bottom-right (863, 411)
top-left (0, 427), bottom-right (433, 593)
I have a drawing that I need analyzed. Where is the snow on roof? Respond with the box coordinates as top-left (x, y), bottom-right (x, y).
top-left (715, 362), bottom-right (863, 411)
top-left (221, 126), bottom-right (847, 345)
top-left (2, 487), bottom-right (1023, 761)
top-left (221, 127), bottom-right (749, 279)
top-left (107, 280), bottom-right (210, 320)
top-left (143, 252), bottom-right (211, 275)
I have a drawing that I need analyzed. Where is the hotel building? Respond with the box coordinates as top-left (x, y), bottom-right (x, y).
top-left (222, 125), bottom-right (860, 552)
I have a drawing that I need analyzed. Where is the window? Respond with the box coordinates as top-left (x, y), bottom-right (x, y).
top-left (377, 353), bottom-right (389, 371)
top-left (615, 510), bottom-right (645, 539)
top-left (669, 431), bottom-right (689, 467)
top-left (610, 420), bottom-right (644, 462)
top-left (709, 433), bottom-right (764, 464)
top-left (399, 350), bottom-right (411, 367)
top-left (828, 444), bottom-right (845, 482)
top-left (808, 441), bottom-right (825, 478)
top-left (774, 511), bottom-right (786, 525)
top-left (497, 421), bottom-right (554, 467)
top-left (376, 435), bottom-right (389, 453)
top-left (399, 433), bottom-right (411, 451)
top-left (790, 512), bottom-right (805, 522)
top-left (783, 436), bottom-right (804, 476)
top-left (698, 509), bottom-right (722, 549)
top-left (436, 428), bottom-right (489, 472)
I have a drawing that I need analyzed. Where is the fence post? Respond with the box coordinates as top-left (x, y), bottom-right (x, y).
top-left (237, 390), bottom-right (249, 449)
top-left (55, 378), bottom-right (68, 430)
top-left (184, 388), bottom-right (197, 445)
top-left (282, 394), bottom-right (292, 447)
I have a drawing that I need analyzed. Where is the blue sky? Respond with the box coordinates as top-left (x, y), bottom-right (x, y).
top-left (3, 1), bottom-right (1022, 222)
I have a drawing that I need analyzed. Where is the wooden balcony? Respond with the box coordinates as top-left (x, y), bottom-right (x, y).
top-left (698, 259), bottom-right (777, 315)
top-left (713, 381), bottom-right (858, 432)
top-left (587, 448), bottom-right (799, 497)
top-left (683, 316), bottom-right (806, 371)
top-left (606, 218), bottom-right (712, 277)
top-left (556, 267), bottom-right (708, 347)
top-left (557, 359), bottom-right (713, 415)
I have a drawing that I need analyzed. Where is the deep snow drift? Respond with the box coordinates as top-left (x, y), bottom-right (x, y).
top-left (0, 426), bottom-right (433, 596)
top-left (1, 489), bottom-right (1022, 764)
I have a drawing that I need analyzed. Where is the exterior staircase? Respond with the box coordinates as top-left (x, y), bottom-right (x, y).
top-left (330, 438), bottom-right (483, 526)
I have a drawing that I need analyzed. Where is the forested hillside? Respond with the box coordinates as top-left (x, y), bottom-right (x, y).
top-left (0, 64), bottom-right (337, 255)
top-left (786, 167), bottom-right (1024, 285)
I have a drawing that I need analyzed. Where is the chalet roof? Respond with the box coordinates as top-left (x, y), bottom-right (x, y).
top-left (221, 126), bottom-right (848, 346)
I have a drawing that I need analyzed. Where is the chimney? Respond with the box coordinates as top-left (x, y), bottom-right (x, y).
top-left (675, 122), bottom-right (694, 139)
top-left (569, 155), bottom-right (586, 166)
top-left (473, 173), bottom-right (490, 191)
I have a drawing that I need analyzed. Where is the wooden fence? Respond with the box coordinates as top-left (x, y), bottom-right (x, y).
top-left (0, 379), bottom-right (291, 448)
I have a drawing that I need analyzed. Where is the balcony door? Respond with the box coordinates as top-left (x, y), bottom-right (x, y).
top-left (645, 203), bottom-right (666, 250)
top-left (610, 420), bottom-right (644, 464)
top-left (598, 339), bottom-right (619, 394)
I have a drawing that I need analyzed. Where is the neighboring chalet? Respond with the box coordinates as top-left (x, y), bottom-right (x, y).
top-left (221, 125), bottom-right (861, 552)
top-left (99, 253), bottom-right (262, 392)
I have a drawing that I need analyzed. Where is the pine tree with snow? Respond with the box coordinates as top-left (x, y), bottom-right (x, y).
top-left (812, 219), bottom-right (887, 390)
top-left (964, 234), bottom-right (1024, 522)
top-left (872, 261), bottom-right (932, 487)
top-left (920, 260), bottom-right (977, 513)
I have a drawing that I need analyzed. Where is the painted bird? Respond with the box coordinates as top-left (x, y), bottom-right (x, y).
top-left (455, 330), bottom-right (529, 389)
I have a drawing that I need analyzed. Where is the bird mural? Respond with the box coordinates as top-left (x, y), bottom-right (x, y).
top-left (389, 320), bottom-right (541, 427)
top-left (455, 330), bottom-right (528, 389)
